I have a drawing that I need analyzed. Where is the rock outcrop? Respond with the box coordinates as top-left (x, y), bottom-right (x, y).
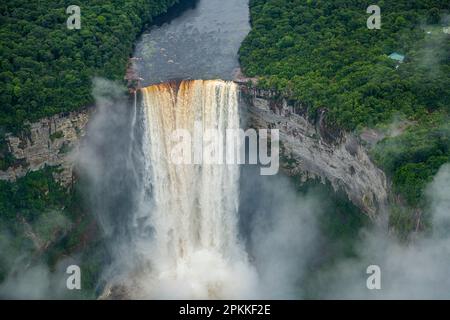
top-left (0, 109), bottom-right (91, 186)
top-left (0, 84), bottom-right (388, 218)
top-left (239, 86), bottom-right (388, 219)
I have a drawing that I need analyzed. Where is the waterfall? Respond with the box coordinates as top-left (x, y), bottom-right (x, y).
top-left (135, 80), bottom-right (257, 299)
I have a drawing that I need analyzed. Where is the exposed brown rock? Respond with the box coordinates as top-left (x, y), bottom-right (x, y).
top-left (0, 108), bottom-right (91, 186)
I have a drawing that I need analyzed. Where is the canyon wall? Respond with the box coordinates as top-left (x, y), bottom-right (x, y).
top-left (239, 85), bottom-right (388, 219)
top-left (0, 108), bottom-right (91, 186)
top-left (0, 84), bottom-right (388, 218)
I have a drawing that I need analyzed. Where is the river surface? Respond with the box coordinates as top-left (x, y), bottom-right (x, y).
top-left (134, 0), bottom-right (250, 85)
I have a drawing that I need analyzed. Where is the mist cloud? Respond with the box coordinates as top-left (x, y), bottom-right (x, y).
top-left (320, 164), bottom-right (450, 299)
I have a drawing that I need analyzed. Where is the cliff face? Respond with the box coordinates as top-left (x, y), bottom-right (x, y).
top-left (0, 85), bottom-right (388, 218)
top-left (239, 86), bottom-right (388, 219)
top-left (0, 109), bottom-right (91, 186)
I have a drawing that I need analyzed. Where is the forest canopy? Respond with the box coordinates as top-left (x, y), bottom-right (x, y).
top-left (0, 0), bottom-right (179, 132)
top-left (240, 0), bottom-right (450, 130)
top-left (239, 0), bottom-right (450, 219)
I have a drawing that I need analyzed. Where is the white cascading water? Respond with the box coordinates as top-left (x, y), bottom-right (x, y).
top-left (134, 80), bottom-right (258, 299)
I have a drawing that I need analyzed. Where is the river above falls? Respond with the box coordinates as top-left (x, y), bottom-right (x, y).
top-left (134, 0), bottom-right (251, 86)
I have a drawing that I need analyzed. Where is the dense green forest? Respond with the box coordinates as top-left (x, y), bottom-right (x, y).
top-left (240, 0), bottom-right (450, 129)
top-left (239, 0), bottom-right (450, 234)
top-left (0, 0), bottom-right (179, 133)
top-left (0, 0), bottom-right (448, 298)
top-left (0, 0), bottom-right (179, 296)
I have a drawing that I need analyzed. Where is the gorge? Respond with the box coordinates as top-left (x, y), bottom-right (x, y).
top-left (2, 0), bottom-right (448, 300)
top-left (0, 77), bottom-right (385, 299)
top-left (0, 82), bottom-right (387, 218)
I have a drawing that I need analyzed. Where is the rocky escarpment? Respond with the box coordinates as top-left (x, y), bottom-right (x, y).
top-left (0, 84), bottom-right (388, 219)
top-left (0, 109), bottom-right (91, 186)
top-left (239, 85), bottom-right (388, 219)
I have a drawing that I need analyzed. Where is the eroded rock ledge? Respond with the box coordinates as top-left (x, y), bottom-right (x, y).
top-left (0, 109), bottom-right (91, 186)
top-left (1, 84), bottom-right (388, 218)
top-left (239, 85), bottom-right (388, 219)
